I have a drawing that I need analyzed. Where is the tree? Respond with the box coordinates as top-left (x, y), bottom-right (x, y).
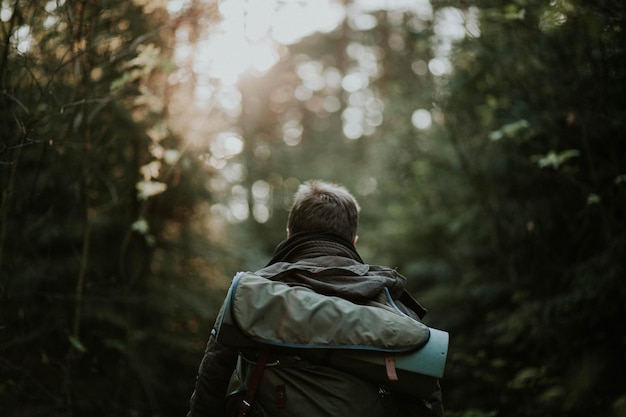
top-left (1, 1), bottom-right (228, 415)
top-left (430, 1), bottom-right (626, 415)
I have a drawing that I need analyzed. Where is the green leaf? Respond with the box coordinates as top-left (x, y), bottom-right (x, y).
top-left (533, 149), bottom-right (580, 169)
top-left (489, 119), bottom-right (531, 141)
top-left (68, 336), bottom-right (87, 353)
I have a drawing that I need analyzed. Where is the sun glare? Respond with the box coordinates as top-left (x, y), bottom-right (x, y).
top-left (163, 0), bottom-right (478, 224)
top-left (176, 0), bottom-right (345, 88)
top-left (195, 33), bottom-right (279, 85)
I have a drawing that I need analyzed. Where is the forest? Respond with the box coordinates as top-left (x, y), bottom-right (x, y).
top-left (1, 0), bottom-right (625, 416)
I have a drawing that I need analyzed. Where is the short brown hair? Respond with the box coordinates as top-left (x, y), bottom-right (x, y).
top-left (287, 180), bottom-right (360, 241)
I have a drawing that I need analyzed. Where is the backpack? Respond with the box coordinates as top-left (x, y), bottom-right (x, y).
top-left (215, 271), bottom-right (449, 417)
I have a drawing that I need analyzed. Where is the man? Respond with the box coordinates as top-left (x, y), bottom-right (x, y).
top-left (187, 180), bottom-right (444, 417)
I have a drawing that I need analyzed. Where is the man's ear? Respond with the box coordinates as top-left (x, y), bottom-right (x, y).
top-left (353, 235), bottom-right (358, 246)
top-left (286, 227), bottom-right (291, 238)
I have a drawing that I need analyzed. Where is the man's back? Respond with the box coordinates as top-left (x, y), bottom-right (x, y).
top-left (220, 244), bottom-right (443, 417)
top-left (186, 181), bottom-right (445, 417)
top-left (227, 351), bottom-right (436, 417)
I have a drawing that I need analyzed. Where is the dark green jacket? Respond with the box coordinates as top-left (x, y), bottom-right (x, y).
top-left (187, 234), bottom-right (444, 417)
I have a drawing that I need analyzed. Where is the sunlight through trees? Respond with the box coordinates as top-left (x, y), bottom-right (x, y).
top-left (1, 0), bottom-right (625, 416)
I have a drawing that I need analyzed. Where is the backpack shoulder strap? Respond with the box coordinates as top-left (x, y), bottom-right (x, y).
top-left (237, 347), bottom-right (271, 417)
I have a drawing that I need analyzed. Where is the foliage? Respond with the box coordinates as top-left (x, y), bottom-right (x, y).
top-left (1, 0), bottom-right (625, 416)
top-left (432, 1), bottom-right (626, 415)
top-left (0, 1), bottom-right (228, 415)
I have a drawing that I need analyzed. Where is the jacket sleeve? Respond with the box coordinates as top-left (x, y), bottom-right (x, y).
top-left (187, 329), bottom-right (239, 417)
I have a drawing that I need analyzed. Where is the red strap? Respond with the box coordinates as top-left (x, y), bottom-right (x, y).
top-left (238, 348), bottom-right (271, 417)
top-left (384, 355), bottom-right (399, 381)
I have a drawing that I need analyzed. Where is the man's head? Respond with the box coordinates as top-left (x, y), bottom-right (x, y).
top-left (287, 180), bottom-right (360, 243)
